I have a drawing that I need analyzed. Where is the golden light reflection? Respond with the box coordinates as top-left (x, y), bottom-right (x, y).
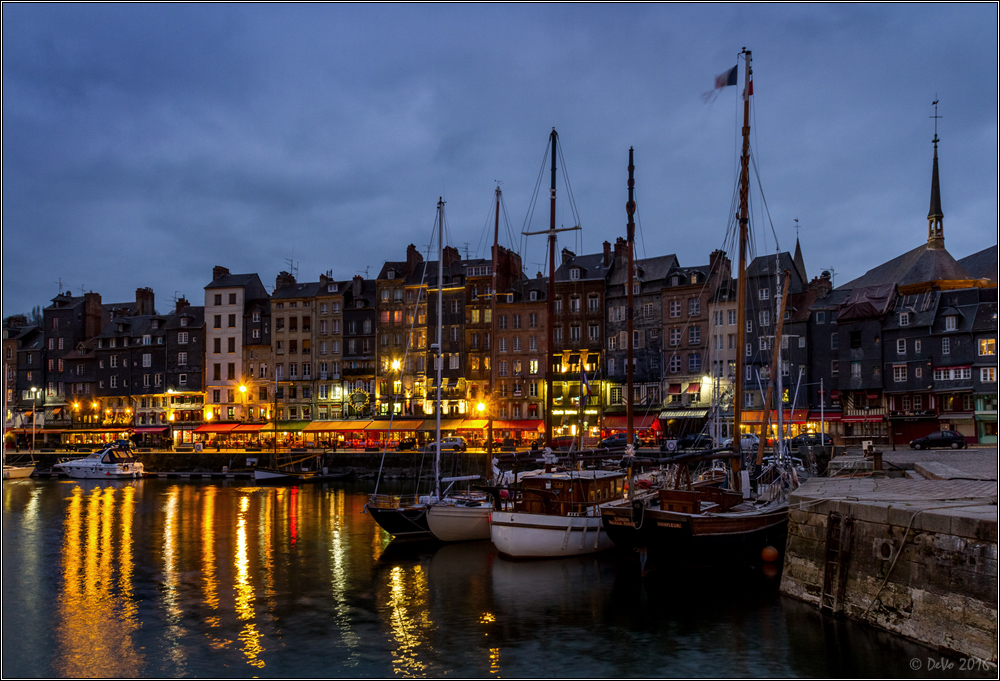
top-left (327, 489), bottom-right (361, 664)
top-left (489, 647), bottom-right (501, 676)
top-left (386, 564), bottom-right (432, 676)
top-left (235, 494), bottom-right (266, 668)
top-left (55, 483), bottom-right (142, 678)
top-left (201, 486), bottom-right (219, 617)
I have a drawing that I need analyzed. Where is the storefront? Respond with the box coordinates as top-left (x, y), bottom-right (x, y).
top-left (603, 414), bottom-right (661, 444)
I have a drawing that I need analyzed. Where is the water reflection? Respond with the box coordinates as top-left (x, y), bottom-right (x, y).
top-left (55, 481), bottom-right (143, 678)
top-left (1, 480), bottom-right (978, 679)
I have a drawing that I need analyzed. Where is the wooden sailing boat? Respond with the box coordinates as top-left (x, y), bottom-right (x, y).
top-left (490, 129), bottom-right (626, 558)
top-left (601, 50), bottom-right (797, 573)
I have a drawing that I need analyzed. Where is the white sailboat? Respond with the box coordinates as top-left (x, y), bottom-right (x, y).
top-left (488, 129), bottom-right (626, 558)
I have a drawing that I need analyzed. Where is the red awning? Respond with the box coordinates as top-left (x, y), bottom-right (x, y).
top-left (866, 391), bottom-right (880, 400)
top-left (193, 423), bottom-right (239, 434)
top-left (603, 415), bottom-right (660, 430)
top-left (134, 427), bottom-right (168, 434)
top-left (808, 411), bottom-right (842, 422)
top-left (491, 419), bottom-right (544, 430)
top-left (831, 390), bottom-right (840, 400)
top-left (232, 423), bottom-right (266, 432)
top-left (685, 383), bottom-right (701, 394)
top-left (366, 420), bottom-right (424, 431)
top-left (668, 384), bottom-right (682, 394)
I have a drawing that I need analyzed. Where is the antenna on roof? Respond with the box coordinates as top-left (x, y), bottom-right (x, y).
top-left (822, 267), bottom-right (837, 287)
top-left (56, 278), bottom-right (65, 295)
top-left (285, 258), bottom-right (299, 279)
top-left (462, 242), bottom-right (470, 259)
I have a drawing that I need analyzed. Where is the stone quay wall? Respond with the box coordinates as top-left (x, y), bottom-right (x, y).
top-left (780, 477), bottom-right (998, 662)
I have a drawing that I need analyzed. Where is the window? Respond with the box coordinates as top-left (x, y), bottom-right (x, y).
top-left (899, 312), bottom-right (909, 326)
top-left (850, 331), bottom-right (862, 349)
top-left (759, 337), bottom-right (770, 351)
top-left (177, 331), bottom-right (189, 344)
top-left (728, 309), bottom-right (737, 326)
top-left (945, 315), bottom-right (957, 331)
top-left (759, 310), bottom-right (770, 327)
top-left (831, 360), bottom-right (839, 375)
top-left (816, 311), bottom-right (826, 324)
top-left (851, 361), bottom-right (861, 378)
top-left (570, 297), bottom-right (580, 313)
top-left (942, 337), bottom-right (951, 354)
top-left (893, 365), bottom-right (907, 382)
top-left (142, 353), bottom-right (151, 368)
top-left (589, 324), bottom-right (599, 341)
top-left (896, 339), bottom-right (906, 354)
top-left (569, 268), bottom-right (580, 280)
top-left (689, 298), bottom-right (700, 316)
top-left (588, 295), bottom-right (599, 312)
top-left (759, 288), bottom-right (770, 300)
top-left (529, 359), bottom-right (539, 375)
top-left (669, 300), bottom-right (681, 318)
top-left (688, 353), bottom-right (701, 372)
top-left (228, 314), bottom-right (236, 328)
top-left (669, 328), bottom-right (681, 347)
top-left (214, 315), bottom-right (222, 328)
top-left (228, 337), bottom-right (236, 353)
top-left (979, 338), bottom-right (996, 356)
top-left (689, 326), bottom-right (701, 344)
top-left (227, 363), bottom-right (236, 380)
top-left (669, 354), bottom-right (681, 373)
top-left (981, 367), bottom-right (997, 383)
top-left (571, 326), bottom-right (581, 342)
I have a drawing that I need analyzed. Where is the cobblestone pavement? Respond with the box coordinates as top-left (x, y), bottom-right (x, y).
top-left (881, 447), bottom-right (997, 480)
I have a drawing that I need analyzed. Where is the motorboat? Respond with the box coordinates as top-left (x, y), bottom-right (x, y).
top-left (52, 441), bottom-right (144, 479)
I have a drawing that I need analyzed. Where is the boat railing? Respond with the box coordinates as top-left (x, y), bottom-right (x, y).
top-left (367, 493), bottom-right (421, 509)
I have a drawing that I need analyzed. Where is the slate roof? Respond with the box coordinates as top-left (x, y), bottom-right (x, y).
top-left (205, 272), bottom-right (260, 289)
top-left (957, 245), bottom-right (998, 283)
top-left (554, 252), bottom-right (611, 282)
top-left (837, 243), bottom-right (972, 291)
top-left (272, 281), bottom-right (324, 300)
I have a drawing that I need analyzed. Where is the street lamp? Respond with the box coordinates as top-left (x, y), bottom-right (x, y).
top-left (239, 383), bottom-right (247, 422)
top-left (29, 386), bottom-right (40, 453)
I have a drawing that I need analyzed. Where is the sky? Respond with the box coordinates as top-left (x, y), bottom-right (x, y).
top-left (3, 4), bottom-right (997, 317)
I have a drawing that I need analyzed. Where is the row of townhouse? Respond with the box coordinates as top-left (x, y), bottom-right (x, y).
top-left (4, 139), bottom-right (997, 448)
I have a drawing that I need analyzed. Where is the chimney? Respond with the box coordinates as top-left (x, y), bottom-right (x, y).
top-left (212, 265), bottom-right (230, 281)
top-left (353, 274), bottom-right (363, 297)
top-left (406, 244), bottom-right (423, 275)
top-left (275, 271), bottom-right (296, 290)
top-left (603, 241), bottom-right (612, 267)
top-left (561, 248), bottom-right (576, 265)
top-left (135, 287), bottom-right (155, 316)
top-left (175, 297), bottom-right (190, 314)
top-left (442, 245), bottom-right (461, 268)
top-left (83, 292), bottom-right (103, 340)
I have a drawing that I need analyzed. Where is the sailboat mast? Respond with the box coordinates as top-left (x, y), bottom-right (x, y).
top-left (488, 186), bottom-right (499, 467)
top-left (435, 197), bottom-right (444, 500)
top-left (755, 268), bottom-right (791, 466)
top-left (732, 49), bottom-right (751, 484)
top-left (626, 147), bottom-right (636, 448)
top-left (545, 129), bottom-right (557, 449)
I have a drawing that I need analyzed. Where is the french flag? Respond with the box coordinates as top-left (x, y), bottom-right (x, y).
top-left (714, 65), bottom-right (738, 89)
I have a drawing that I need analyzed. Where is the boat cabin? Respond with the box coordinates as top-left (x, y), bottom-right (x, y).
top-left (514, 469), bottom-right (624, 516)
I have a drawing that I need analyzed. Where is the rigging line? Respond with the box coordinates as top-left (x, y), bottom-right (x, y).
top-left (555, 140), bottom-right (583, 230)
top-left (749, 147), bottom-right (781, 252)
top-left (520, 135), bottom-right (553, 236)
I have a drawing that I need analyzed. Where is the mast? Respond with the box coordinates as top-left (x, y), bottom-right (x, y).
top-left (522, 129), bottom-right (580, 449)
top-left (755, 268), bottom-right (791, 466)
top-left (626, 147), bottom-right (636, 450)
top-left (435, 197), bottom-right (444, 500)
top-left (731, 49), bottom-right (751, 489)
top-left (488, 186), bottom-right (499, 472)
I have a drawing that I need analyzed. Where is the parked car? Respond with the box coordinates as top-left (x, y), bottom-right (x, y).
top-left (789, 432), bottom-right (833, 448)
top-left (909, 430), bottom-right (966, 450)
top-left (674, 433), bottom-right (715, 451)
top-left (721, 433), bottom-right (761, 450)
top-left (425, 436), bottom-right (467, 452)
top-left (598, 433), bottom-right (640, 449)
top-left (396, 437), bottom-right (417, 451)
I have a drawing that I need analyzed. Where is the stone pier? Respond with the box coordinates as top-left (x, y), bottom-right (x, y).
top-left (780, 450), bottom-right (998, 662)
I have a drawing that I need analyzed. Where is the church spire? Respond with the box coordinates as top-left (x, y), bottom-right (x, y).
top-left (927, 100), bottom-right (944, 250)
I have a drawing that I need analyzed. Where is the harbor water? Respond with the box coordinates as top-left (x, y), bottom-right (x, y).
top-left (1, 477), bottom-right (987, 678)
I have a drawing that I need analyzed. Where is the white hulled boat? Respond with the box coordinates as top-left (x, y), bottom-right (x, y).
top-left (52, 440), bottom-right (144, 479)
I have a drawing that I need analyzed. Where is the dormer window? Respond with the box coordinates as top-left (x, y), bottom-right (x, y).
top-left (569, 268), bottom-right (580, 280)
top-left (945, 315), bottom-right (957, 331)
top-left (671, 276), bottom-right (679, 286)
top-left (529, 291), bottom-right (538, 301)
top-left (180, 317), bottom-right (189, 327)
top-left (328, 283), bottom-right (338, 293)
top-left (151, 320), bottom-right (159, 330)
top-left (899, 312), bottom-right (910, 326)
top-left (388, 270), bottom-right (396, 280)
top-left (691, 273), bottom-right (698, 284)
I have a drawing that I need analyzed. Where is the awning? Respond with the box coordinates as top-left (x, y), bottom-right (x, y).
top-left (232, 423), bottom-right (266, 432)
top-left (490, 419), bottom-right (543, 430)
top-left (274, 420), bottom-right (312, 432)
top-left (685, 383), bottom-right (701, 394)
top-left (193, 423), bottom-right (239, 434)
top-left (366, 420), bottom-right (424, 431)
top-left (660, 409), bottom-right (709, 419)
top-left (740, 409), bottom-right (809, 425)
top-left (866, 391), bottom-right (880, 400)
top-left (831, 390), bottom-right (840, 400)
top-left (808, 411), bottom-right (841, 422)
top-left (303, 420), bottom-right (372, 432)
top-left (603, 415), bottom-right (660, 429)
top-left (418, 418), bottom-right (466, 431)
top-left (668, 384), bottom-right (682, 395)
top-left (938, 413), bottom-right (974, 420)
top-left (133, 427), bottom-right (168, 434)
top-left (459, 419), bottom-right (488, 429)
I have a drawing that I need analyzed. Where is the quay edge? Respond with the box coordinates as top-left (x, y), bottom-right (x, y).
top-left (780, 464), bottom-right (998, 663)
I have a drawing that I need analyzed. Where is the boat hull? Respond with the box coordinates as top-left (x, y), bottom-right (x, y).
top-left (426, 502), bottom-right (492, 542)
top-left (2, 465), bottom-right (35, 480)
top-left (366, 503), bottom-right (434, 540)
top-left (52, 461), bottom-right (144, 479)
top-left (490, 510), bottom-right (614, 558)
top-left (253, 467), bottom-right (321, 484)
top-left (602, 499), bottom-right (788, 571)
